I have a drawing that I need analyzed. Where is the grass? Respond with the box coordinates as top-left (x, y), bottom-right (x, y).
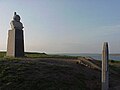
top-left (0, 52), bottom-right (78, 59)
top-left (0, 52), bottom-right (120, 90)
top-left (0, 59), bottom-right (86, 90)
top-left (0, 51), bottom-right (6, 58)
top-left (25, 52), bottom-right (78, 59)
top-left (109, 60), bottom-right (120, 73)
top-left (109, 60), bottom-right (120, 63)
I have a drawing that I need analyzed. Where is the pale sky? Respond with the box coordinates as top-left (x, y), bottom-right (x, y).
top-left (0, 0), bottom-right (120, 53)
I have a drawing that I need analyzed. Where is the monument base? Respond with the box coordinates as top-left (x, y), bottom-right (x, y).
top-left (6, 29), bottom-right (24, 57)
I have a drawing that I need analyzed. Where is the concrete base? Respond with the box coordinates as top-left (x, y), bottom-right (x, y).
top-left (6, 29), bottom-right (24, 57)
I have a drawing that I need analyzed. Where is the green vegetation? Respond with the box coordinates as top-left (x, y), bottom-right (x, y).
top-left (0, 52), bottom-right (85, 90)
top-left (110, 65), bottom-right (120, 73)
top-left (109, 60), bottom-right (120, 73)
top-left (0, 52), bottom-right (77, 59)
top-left (25, 52), bottom-right (78, 59)
top-left (109, 60), bottom-right (120, 63)
top-left (0, 59), bottom-right (86, 90)
top-left (0, 51), bottom-right (6, 58)
top-left (0, 52), bottom-right (120, 90)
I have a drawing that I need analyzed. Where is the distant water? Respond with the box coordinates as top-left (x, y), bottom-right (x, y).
top-left (61, 53), bottom-right (120, 61)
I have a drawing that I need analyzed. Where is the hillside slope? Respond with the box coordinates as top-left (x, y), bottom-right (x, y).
top-left (0, 57), bottom-right (120, 90)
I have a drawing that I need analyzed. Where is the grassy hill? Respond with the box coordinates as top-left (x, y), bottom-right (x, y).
top-left (0, 52), bottom-right (120, 90)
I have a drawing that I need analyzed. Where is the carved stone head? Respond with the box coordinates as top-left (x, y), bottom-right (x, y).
top-left (10, 12), bottom-right (24, 30)
top-left (13, 12), bottom-right (21, 22)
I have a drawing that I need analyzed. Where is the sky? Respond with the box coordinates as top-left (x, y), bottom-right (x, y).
top-left (0, 0), bottom-right (120, 54)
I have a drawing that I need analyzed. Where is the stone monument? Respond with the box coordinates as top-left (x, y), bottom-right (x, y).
top-left (102, 42), bottom-right (109, 90)
top-left (6, 12), bottom-right (24, 57)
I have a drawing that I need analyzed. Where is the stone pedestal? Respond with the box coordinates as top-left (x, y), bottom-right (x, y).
top-left (6, 29), bottom-right (24, 57)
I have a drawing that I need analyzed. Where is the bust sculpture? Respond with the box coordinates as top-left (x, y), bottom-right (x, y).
top-left (10, 12), bottom-right (24, 30)
top-left (7, 12), bottom-right (25, 57)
